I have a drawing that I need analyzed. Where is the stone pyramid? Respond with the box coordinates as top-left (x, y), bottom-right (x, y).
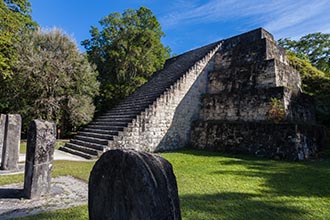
top-left (60, 28), bottom-right (324, 160)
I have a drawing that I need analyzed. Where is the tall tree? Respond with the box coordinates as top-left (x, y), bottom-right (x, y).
top-left (0, 28), bottom-right (99, 134)
top-left (82, 6), bottom-right (171, 110)
top-left (0, 0), bottom-right (36, 78)
top-left (278, 32), bottom-right (330, 76)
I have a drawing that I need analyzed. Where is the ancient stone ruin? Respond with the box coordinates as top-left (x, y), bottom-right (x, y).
top-left (24, 119), bottom-right (56, 199)
top-left (1, 114), bottom-right (21, 170)
top-left (60, 28), bottom-right (323, 160)
top-left (89, 149), bottom-right (181, 220)
top-left (190, 29), bottom-right (323, 160)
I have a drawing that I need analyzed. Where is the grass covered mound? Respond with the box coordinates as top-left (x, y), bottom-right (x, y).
top-left (1, 149), bottom-right (329, 220)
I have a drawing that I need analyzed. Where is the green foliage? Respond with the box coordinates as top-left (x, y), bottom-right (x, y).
top-left (5, 149), bottom-right (330, 220)
top-left (0, 28), bottom-right (99, 134)
top-left (285, 51), bottom-right (330, 128)
top-left (267, 98), bottom-right (286, 123)
top-left (0, 0), bottom-right (37, 78)
top-left (83, 6), bottom-right (170, 110)
top-left (278, 32), bottom-right (330, 76)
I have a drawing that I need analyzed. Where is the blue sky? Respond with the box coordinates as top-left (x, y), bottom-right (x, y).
top-left (29, 0), bottom-right (330, 55)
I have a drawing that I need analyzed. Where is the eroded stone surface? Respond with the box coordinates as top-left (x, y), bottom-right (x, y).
top-left (89, 149), bottom-right (181, 220)
top-left (191, 121), bottom-right (324, 160)
top-left (23, 119), bottom-right (56, 199)
top-left (191, 28), bottom-right (323, 160)
top-left (1, 114), bottom-right (21, 170)
top-left (0, 114), bottom-right (6, 164)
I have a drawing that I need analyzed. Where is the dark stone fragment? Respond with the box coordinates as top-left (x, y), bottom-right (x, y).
top-left (89, 149), bottom-right (181, 220)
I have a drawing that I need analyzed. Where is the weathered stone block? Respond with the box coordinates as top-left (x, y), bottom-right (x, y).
top-left (89, 149), bottom-right (181, 220)
top-left (1, 114), bottom-right (21, 170)
top-left (0, 114), bottom-right (6, 164)
top-left (191, 121), bottom-right (324, 160)
top-left (23, 119), bottom-right (56, 199)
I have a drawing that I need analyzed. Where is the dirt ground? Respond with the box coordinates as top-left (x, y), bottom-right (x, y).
top-left (0, 176), bottom-right (88, 219)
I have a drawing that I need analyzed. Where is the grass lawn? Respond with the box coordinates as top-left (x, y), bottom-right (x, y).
top-left (19, 140), bottom-right (69, 154)
top-left (1, 149), bottom-right (329, 220)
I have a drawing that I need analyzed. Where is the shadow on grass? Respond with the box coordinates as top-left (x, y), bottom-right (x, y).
top-left (177, 148), bottom-right (330, 198)
top-left (215, 157), bottom-right (330, 197)
top-left (180, 192), bottom-right (308, 220)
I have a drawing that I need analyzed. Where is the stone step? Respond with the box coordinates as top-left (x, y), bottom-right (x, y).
top-left (97, 115), bottom-right (137, 120)
top-left (107, 108), bottom-right (142, 114)
top-left (78, 131), bottom-right (114, 140)
top-left (75, 135), bottom-right (110, 145)
top-left (103, 110), bottom-right (142, 116)
top-left (71, 139), bottom-right (106, 151)
top-left (59, 146), bottom-right (97, 160)
top-left (83, 128), bottom-right (119, 135)
top-left (89, 121), bottom-right (128, 126)
top-left (64, 142), bottom-right (101, 156)
top-left (87, 124), bottom-right (124, 131)
top-left (111, 106), bottom-right (147, 111)
top-left (93, 117), bottom-right (133, 123)
top-left (117, 99), bottom-right (155, 106)
top-left (123, 94), bottom-right (160, 102)
top-left (119, 96), bottom-right (157, 102)
top-left (60, 40), bottom-right (220, 159)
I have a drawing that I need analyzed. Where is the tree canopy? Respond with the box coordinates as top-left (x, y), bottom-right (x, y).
top-left (278, 32), bottom-right (330, 76)
top-left (278, 32), bottom-right (330, 128)
top-left (0, 28), bottom-right (99, 134)
top-left (82, 6), bottom-right (171, 110)
top-left (0, 0), bottom-right (36, 78)
top-left (284, 51), bottom-right (330, 128)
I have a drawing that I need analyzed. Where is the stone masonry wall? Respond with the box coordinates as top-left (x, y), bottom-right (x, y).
top-left (200, 87), bottom-right (285, 121)
top-left (207, 29), bottom-right (301, 95)
top-left (200, 87), bottom-right (315, 122)
top-left (108, 43), bottom-right (222, 152)
top-left (191, 28), bottom-right (320, 160)
top-left (191, 121), bottom-right (324, 160)
top-left (200, 28), bottom-right (312, 123)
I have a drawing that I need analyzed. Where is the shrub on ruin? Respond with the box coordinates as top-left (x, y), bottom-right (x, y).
top-left (267, 98), bottom-right (286, 123)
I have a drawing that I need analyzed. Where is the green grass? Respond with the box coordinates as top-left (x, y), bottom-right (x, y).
top-left (20, 140), bottom-right (69, 154)
top-left (1, 149), bottom-right (330, 220)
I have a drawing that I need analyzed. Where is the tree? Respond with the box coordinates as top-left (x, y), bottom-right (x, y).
top-left (0, 28), bottom-right (99, 134)
top-left (0, 0), bottom-right (36, 78)
top-left (278, 33), bottom-right (330, 128)
top-left (285, 51), bottom-right (330, 128)
top-left (82, 6), bottom-right (171, 110)
top-left (278, 33), bottom-right (330, 76)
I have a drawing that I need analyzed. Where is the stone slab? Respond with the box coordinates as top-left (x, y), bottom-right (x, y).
top-left (23, 119), bottom-right (56, 199)
top-left (1, 114), bottom-right (21, 170)
top-left (0, 114), bottom-right (6, 164)
top-left (89, 149), bottom-right (181, 220)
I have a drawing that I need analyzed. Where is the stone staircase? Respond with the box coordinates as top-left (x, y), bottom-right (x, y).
top-left (59, 41), bottom-right (221, 159)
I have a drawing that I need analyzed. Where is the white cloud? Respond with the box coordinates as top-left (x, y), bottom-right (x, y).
top-left (160, 0), bottom-right (330, 38)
